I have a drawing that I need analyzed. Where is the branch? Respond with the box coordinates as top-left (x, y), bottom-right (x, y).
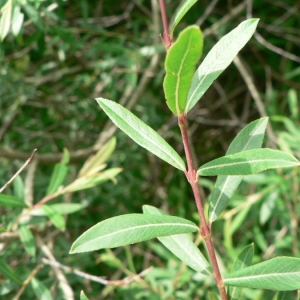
top-left (0, 149), bottom-right (37, 193)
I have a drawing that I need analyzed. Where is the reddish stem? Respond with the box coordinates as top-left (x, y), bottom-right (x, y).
top-left (179, 115), bottom-right (227, 300)
top-left (159, 0), bottom-right (172, 49)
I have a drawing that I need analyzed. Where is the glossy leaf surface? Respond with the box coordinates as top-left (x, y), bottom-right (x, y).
top-left (164, 26), bottom-right (203, 115)
top-left (70, 214), bottom-right (198, 253)
top-left (96, 98), bottom-right (186, 170)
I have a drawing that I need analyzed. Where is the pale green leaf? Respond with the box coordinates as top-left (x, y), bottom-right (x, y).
top-left (79, 137), bottom-right (116, 177)
top-left (170, 0), bottom-right (198, 34)
top-left (209, 117), bottom-right (268, 223)
top-left (0, 258), bottom-right (22, 284)
top-left (0, 0), bottom-right (12, 41)
top-left (19, 225), bottom-right (36, 257)
top-left (224, 257), bottom-right (300, 291)
top-left (186, 19), bottom-right (259, 112)
top-left (143, 205), bottom-right (211, 275)
top-left (30, 203), bottom-right (87, 216)
top-left (96, 98), bottom-right (186, 171)
top-left (0, 194), bottom-right (26, 208)
top-left (42, 205), bottom-right (66, 231)
top-left (229, 244), bottom-right (254, 300)
top-left (11, 5), bottom-right (24, 36)
top-left (70, 214), bottom-right (198, 253)
top-left (13, 175), bottom-right (24, 202)
top-left (30, 277), bottom-right (53, 300)
top-left (260, 191), bottom-right (277, 225)
top-left (63, 168), bottom-right (122, 193)
top-left (198, 149), bottom-right (300, 176)
top-left (80, 290), bottom-right (90, 300)
top-left (46, 149), bottom-right (69, 195)
top-left (164, 26), bottom-right (203, 115)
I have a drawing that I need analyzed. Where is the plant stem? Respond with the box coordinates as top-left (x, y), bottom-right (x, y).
top-left (159, 0), bottom-right (172, 49)
top-left (179, 114), bottom-right (227, 300)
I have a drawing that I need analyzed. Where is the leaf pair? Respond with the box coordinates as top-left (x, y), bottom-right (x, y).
top-left (164, 19), bottom-right (260, 115)
top-left (70, 204), bottom-right (211, 276)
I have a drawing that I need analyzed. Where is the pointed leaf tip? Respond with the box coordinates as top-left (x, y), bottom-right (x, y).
top-left (96, 98), bottom-right (186, 171)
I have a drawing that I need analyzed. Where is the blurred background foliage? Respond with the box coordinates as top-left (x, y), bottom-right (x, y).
top-left (0, 0), bottom-right (300, 299)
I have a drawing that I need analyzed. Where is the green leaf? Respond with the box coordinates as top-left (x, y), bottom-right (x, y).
top-left (198, 149), bottom-right (300, 176)
top-left (11, 5), bottom-right (24, 36)
top-left (229, 244), bottom-right (254, 300)
top-left (0, 0), bottom-right (12, 41)
top-left (79, 137), bottom-right (116, 177)
top-left (143, 205), bottom-right (211, 275)
top-left (276, 291), bottom-right (298, 300)
top-left (208, 292), bottom-right (219, 300)
top-left (30, 277), bottom-right (53, 300)
top-left (46, 149), bottom-right (69, 195)
top-left (70, 214), bottom-right (198, 253)
top-left (96, 98), bottom-right (186, 171)
top-left (31, 203), bottom-right (87, 216)
top-left (0, 258), bottom-right (22, 284)
top-left (13, 175), bottom-right (24, 202)
top-left (186, 19), bottom-right (259, 112)
top-left (42, 205), bottom-right (66, 231)
top-left (0, 194), bottom-right (26, 208)
top-left (164, 26), bottom-right (203, 115)
top-left (224, 257), bottom-right (300, 291)
top-left (80, 290), bottom-right (90, 300)
top-left (63, 168), bottom-right (122, 193)
top-left (19, 225), bottom-right (36, 257)
top-left (170, 0), bottom-right (198, 34)
top-left (209, 117), bottom-right (268, 223)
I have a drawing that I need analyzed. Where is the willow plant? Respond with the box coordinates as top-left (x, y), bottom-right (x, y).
top-left (71, 1), bottom-right (300, 299)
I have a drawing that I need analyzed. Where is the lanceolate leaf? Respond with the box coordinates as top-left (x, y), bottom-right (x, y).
top-left (96, 98), bottom-right (186, 171)
top-left (224, 257), bottom-right (300, 291)
top-left (70, 214), bottom-right (198, 253)
top-left (0, 258), bottom-right (22, 284)
top-left (164, 26), bottom-right (203, 115)
top-left (170, 0), bottom-right (198, 34)
top-left (143, 205), bottom-right (211, 275)
top-left (186, 19), bottom-right (259, 112)
top-left (42, 205), bottom-right (66, 231)
top-left (209, 118), bottom-right (268, 223)
top-left (198, 149), bottom-right (300, 176)
top-left (229, 244), bottom-right (254, 300)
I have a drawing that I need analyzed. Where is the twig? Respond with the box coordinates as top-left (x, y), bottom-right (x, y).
top-left (41, 258), bottom-right (153, 286)
top-left (14, 264), bottom-right (43, 300)
top-left (0, 149), bottom-right (37, 194)
top-left (254, 32), bottom-right (300, 64)
top-left (36, 235), bottom-right (75, 300)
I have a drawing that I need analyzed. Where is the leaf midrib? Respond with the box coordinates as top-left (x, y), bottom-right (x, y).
top-left (102, 101), bottom-right (185, 170)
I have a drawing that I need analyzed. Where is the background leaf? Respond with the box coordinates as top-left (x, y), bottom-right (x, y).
top-left (0, 258), bottom-right (22, 284)
top-left (96, 98), bottom-right (186, 171)
top-left (224, 257), bottom-right (300, 291)
top-left (19, 225), bottom-right (36, 257)
top-left (70, 213), bottom-right (198, 253)
top-left (229, 243), bottom-right (254, 300)
top-left (198, 149), bottom-right (300, 176)
top-left (209, 117), bottom-right (268, 223)
top-left (0, 194), bottom-right (26, 208)
top-left (143, 205), bottom-right (211, 275)
top-left (186, 19), bottom-right (259, 112)
top-left (30, 277), bottom-right (53, 300)
top-left (164, 26), bottom-right (203, 115)
top-left (42, 205), bottom-right (66, 231)
top-left (170, 0), bottom-right (198, 34)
